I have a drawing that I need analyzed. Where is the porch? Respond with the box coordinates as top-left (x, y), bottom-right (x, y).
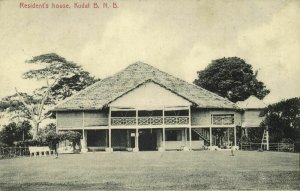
top-left (80, 128), bottom-right (205, 152)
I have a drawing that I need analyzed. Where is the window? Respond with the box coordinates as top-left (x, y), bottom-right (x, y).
top-left (211, 114), bottom-right (234, 125)
top-left (111, 111), bottom-right (136, 117)
top-left (164, 110), bottom-right (189, 116)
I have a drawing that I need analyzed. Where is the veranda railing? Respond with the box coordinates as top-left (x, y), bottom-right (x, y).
top-left (111, 116), bottom-right (189, 126)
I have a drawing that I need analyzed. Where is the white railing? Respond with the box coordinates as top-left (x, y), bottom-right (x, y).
top-left (111, 116), bottom-right (189, 126)
top-left (138, 117), bottom-right (163, 125)
top-left (111, 117), bottom-right (136, 126)
top-left (164, 116), bottom-right (189, 125)
top-left (212, 115), bottom-right (234, 125)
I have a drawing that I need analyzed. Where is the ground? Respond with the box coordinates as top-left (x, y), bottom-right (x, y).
top-left (0, 151), bottom-right (299, 191)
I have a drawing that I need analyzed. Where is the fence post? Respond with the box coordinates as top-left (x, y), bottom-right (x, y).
top-left (277, 143), bottom-right (279, 152)
top-left (250, 143), bottom-right (251, 150)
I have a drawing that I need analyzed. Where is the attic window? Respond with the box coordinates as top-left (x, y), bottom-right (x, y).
top-left (211, 114), bottom-right (234, 125)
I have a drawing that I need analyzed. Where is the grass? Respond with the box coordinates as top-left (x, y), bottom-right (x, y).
top-left (0, 151), bottom-right (299, 190)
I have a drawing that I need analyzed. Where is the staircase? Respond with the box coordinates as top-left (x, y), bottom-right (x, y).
top-left (192, 128), bottom-right (211, 144)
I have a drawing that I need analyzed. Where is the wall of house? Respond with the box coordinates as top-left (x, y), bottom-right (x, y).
top-left (84, 111), bottom-right (109, 127)
top-left (57, 111), bottom-right (83, 129)
top-left (56, 110), bottom-right (108, 129)
top-left (242, 109), bottom-right (264, 128)
top-left (191, 109), bottom-right (242, 127)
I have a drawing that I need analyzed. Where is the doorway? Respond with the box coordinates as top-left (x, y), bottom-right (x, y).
top-left (138, 129), bottom-right (157, 151)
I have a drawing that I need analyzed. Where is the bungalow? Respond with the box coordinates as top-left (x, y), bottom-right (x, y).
top-left (53, 62), bottom-right (265, 152)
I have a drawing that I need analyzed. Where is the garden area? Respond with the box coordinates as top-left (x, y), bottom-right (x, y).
top-left (0, 151), bottom-right (299, 190)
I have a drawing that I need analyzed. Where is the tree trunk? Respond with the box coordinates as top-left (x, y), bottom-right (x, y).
top-left (32, 121), bottom-right (40, 139)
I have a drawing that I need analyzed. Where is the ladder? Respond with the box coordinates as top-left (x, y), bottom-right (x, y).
top-left (261, 130), bottom-right (269, 150)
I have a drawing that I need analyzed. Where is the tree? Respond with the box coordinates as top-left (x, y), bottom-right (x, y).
top-left (260, 97), bottom-right (299, 142)
top-left (60, 131), bottom-right (81, 149)
top-left (0, 121), bottom-right (32, 146)
top-left (193, 57), bottom-right (270, 102)
top-left (0, 53), bottom-right (98, 138)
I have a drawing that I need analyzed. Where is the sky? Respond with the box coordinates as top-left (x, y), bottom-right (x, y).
top-left (0, 0), bottom-right (299, 104)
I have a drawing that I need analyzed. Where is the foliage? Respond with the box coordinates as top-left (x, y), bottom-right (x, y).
top-left (212, 128), bottom-right (227, 146)
top-left (240, 135), bottom-right (250, 144)
top-left (35, 124), bottom-right (81, 149)
top-left (261, 97), bottom-right (300, 142)
top-left (59, 131), bottom-right (81, 148)
top-left (0, 121), bottom-right (32, 146)
top-left (247, 127), bottom-right (265, 143)
top-left (0, 53), bottom-right (98, 138)
top-left (193, 57), bottom-right (270, 102)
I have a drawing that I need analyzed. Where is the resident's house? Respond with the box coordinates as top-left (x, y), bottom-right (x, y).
top-left (53, 62), bottom-right (265, 152)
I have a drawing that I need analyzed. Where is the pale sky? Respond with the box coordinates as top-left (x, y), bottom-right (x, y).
top-left (0, 0), bottom-right (299, 104)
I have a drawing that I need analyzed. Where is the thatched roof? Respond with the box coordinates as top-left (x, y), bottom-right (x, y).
top-left (53, 62), bottom-right (238, 111)
top-left (236, 96), bottom-right (266, 109)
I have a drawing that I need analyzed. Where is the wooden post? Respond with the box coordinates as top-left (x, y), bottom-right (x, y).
top-left (108, 107), bottom-right (112, 149)
top-left (136, 109), bottom-right (138, 126)
top-left (163, 127), bottom-right (166, 150)
top-left (209, 126), bottom-right (212, 146)
top-left (227, 128), bottom-right (230, 145)
top-left (109, 128), bottom-right (112, 148)
top-left (55, 112), bottom-right (58, 133)
top-left (266, 130), bottom-right (269, 151)
top-left (162, 106), bottom-right (165, 125)
top-left (135, 128), bottom-right (139, 151)
top-left (188, 106), bottom-right (192, 150)
top-left (82, 112), bottom-right (85, 128)
top-left (234, 126), bottom-right (237, 146)
top-left (185, 128), bottom-right (187, 145)
top-left (189, 127), bottom-right (192, 149)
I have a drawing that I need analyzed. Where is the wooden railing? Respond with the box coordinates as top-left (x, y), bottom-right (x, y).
top-left (240, 143), bottom-right (295, 152)
top-left (111, 116), bottom-right (189, 126)
top-left (212, 115), bottom-right (234, 125)
top-left (0, 147), bottom-right (30, 159)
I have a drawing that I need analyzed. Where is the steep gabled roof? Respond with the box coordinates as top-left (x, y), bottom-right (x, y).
top-left (53, 62), bottom-right (238, 111)
top-left (236, 95), bottom-right (267, 109)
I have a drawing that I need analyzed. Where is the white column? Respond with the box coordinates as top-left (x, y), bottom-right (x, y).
top-left (163, 128), bottom-right (166, 150)
top-left (209, 126), bottom-right (212, 146)
top-left (227, 128), bottom-right (230, 144)
top-left (109, 128), bottom-right (112, 148)
top-left (189, 127), bottom-right (192, 149)
top-left (81, 129), bottom-right (88, 153)
top-left (185, 128), bottom-right (187, 145)
top-left (82, 112), bottom-right (85, 128)
top-left (134, 128), bottom-right (139, 152)
top-left (266, 130), bottom-right (269, 150)
top-left (107, 107), bottom-right (112, 152)
top-left (234, 126), bottom-right (237, 146)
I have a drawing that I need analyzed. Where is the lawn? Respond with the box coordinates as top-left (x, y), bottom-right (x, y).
top-left (0, 151), bottom-right (299, 190)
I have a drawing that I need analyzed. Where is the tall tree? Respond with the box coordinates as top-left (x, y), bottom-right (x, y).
top-left (1, 53), bottom-right (98, 138)
top-left (260, 97), bottom-right (300, 142)
top-left (193, 57), bottom-right (270, 102)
